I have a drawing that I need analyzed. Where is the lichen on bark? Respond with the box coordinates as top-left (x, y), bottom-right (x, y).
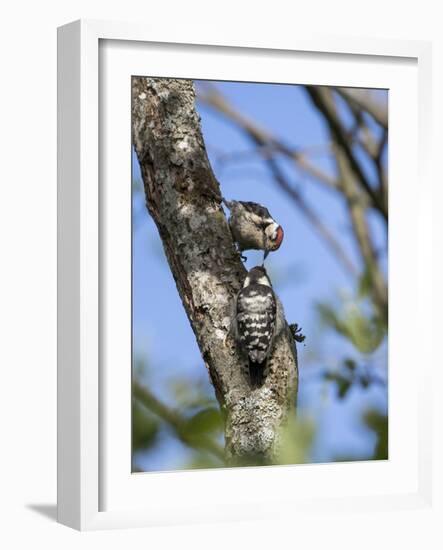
top-left (132, 77), bottom-right (298, 463)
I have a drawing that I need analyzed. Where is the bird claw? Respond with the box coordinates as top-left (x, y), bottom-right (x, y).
top-left (289, 323), bottom-right (306, 343)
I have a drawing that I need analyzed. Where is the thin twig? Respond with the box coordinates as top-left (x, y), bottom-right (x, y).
top-left (197, 85), bottom-right (340, 192)
top-left (263, 154), bottom-right (358, 277)
top-left (332, 89), bottom-right (388, 211)
top-left (334, 87), bottom-right (388, 129)
top-left (334, 147), bottom-right (388, 321)
top-left (302, 88), bottom-right (387, 319)
top-left (305, 87), bottom-right (388, 221)
top-left (197, 85), bottom-right (356, 276)
top-left (376, 128), bottom-right (389, 212)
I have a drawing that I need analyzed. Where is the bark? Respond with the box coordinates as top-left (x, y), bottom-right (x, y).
top-left (132, 77), bottom-right (298, 463)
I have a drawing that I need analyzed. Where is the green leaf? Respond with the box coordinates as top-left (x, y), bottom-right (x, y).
top-left (185, 407), bottom-right (223, 436)
top-left (317, 301), bottom-right (385, 354)
top-left (337, 378), bottom-right (351, 399)
top-left (363, 409), bottom-right (388, 460)
top-left (277, 415), bottom-right (316, 465)
top-left (132, 400), bottom-right (159, 452)
top-left (324, 370), bottom-right (352, 399)
top-left (344, 359), bottom-right (357, 372)
top-left (358, 266), bottom-right (372, 298)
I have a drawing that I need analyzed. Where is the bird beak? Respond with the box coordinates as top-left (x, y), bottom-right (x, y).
top-left (263, 250), bottom-right (269, 264)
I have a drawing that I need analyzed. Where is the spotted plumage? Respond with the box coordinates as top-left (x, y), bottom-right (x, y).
top-left (236, 201), bottom-right (273, 220)
top-left (234, 266), bottom-right (278, 387)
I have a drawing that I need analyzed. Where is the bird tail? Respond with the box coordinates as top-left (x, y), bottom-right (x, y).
top-left (248, 359), bottom-right (266, 389)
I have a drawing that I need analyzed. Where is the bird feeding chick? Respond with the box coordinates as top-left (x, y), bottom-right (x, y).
top-left (223, 199), bottom-right (284, 263)
top-left (232, 266), bottom-right (284, 388)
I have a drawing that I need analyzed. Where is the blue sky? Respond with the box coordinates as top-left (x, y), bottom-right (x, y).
top-left (132, 80), bottom-right (388, 471)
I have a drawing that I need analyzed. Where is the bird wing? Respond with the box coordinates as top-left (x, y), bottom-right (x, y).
top-left (239, 201), bottom-right (272, 221)
top-left (236, 284), bottom-right (277, 362)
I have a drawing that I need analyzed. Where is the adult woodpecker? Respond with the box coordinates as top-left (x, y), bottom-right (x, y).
top-left (233, 266), bottom-right (283, 388)
top-left (222, 199), bottom-right (284, 262)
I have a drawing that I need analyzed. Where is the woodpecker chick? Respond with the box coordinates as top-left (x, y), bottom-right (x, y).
top-left (223, 199), bottom-right (284, 262)
top-left (233, 266), bottom-right (279, 388)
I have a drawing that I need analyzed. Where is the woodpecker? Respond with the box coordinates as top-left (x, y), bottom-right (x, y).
top-left (233, 266), bottom-right (282, 388)
top-left (222, 199), bottom-right (284, 262)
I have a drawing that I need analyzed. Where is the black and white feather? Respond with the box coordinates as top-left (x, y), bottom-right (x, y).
top-left (233, 266), bottom-right (281, 387)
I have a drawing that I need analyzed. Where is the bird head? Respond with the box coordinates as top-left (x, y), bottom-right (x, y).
top-left (243, 265), bottom-right (272, 288)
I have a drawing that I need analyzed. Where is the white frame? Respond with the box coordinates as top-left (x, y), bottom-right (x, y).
top-left (57, 19), bottom-right (433, 531)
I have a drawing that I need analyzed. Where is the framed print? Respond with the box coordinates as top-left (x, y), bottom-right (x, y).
top-left (57, 19), bottom-right (433, 530)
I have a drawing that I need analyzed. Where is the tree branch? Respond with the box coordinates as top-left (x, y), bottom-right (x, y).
top-left (298, 86), bottom-right (387, 320)
top-left (334, 87), bottom-right (388, 129)
top-left (332, 88), bottom-right (388, 213)
top-left (132, 77), bottom-right (298, 463)
top-left (314, 87), bottom-right (388, 320)
top-left (197, 85), bottom-right (356, 277)
top-left (305, 86), bottom-right (388, 221)
top-left (133, 381), bottom-right (225, 462)
top-left (263, 154), bottom-right (358, 277)
top-left (335, 147), bottom-right (388, 320)
top-left (197, 84), bottom-right (340, 192)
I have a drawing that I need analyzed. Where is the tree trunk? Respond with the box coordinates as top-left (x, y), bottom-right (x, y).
top-left (132, 77), bottom-right (298, 463)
